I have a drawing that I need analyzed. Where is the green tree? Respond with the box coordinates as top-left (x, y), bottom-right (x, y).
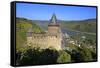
top-left (16, 48), bottom-right (59, 65)
top-left (79, 46), bottom-right (93, 61)
top-left (57, 51), bottom-right (71, 63)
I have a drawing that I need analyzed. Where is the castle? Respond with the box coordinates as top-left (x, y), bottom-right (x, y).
top-left (27, 14), bottom-right (66, 50)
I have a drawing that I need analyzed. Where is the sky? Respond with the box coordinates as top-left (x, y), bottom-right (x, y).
top-left (16, 3), bottom-right (97, 21)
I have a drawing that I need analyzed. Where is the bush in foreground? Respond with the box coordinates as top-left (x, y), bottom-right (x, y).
top-left (57, 51), bottom-right (71, 63)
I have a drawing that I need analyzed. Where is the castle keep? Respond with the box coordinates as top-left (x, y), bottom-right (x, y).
top-left (27, 14), bottom-right (65, 50)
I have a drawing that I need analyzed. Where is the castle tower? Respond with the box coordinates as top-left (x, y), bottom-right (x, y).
top-left (27, 14), bottom-right (64, 50)
top-left (47, 14), bottom-right (62, 50)
top-left (48, 14), bottom-right (60, 34)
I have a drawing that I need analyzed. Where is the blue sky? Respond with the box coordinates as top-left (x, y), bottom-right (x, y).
top-left (16, 3), bottom-right (96, 21)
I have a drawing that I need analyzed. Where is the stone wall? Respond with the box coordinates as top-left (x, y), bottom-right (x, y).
top-left (27, 33), bottom-right (63, 50)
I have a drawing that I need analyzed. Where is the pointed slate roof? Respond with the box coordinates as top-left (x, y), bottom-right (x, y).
top-left (50, 14), bottom-right (57, 24)
top-left (49, 14), bottom-right (59, 26)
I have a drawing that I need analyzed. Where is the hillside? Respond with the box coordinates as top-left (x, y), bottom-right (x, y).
top-left (16, 17), bottom-right (43, 51)
top-left (60, 19), bottom-right (96, 33)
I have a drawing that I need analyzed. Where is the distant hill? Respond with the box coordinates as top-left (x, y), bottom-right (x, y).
top-left (32, 19), bottom-right (96, 33)
top-left (61, 19), bottom-right (96, 33)
top-left (32, 20), bottom-right (49, 31)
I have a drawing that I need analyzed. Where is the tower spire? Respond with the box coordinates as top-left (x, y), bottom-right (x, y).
top-left (50, 13), bottom-right (57, 24)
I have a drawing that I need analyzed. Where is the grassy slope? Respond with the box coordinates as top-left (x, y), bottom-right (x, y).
top-left (16, 17), bottom-right (42, 51)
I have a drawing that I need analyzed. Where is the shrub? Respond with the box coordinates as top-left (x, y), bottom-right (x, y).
top-left (57, 51), bottom-right (71, 63)
top-left (79, 46), bottom-right (93, 61)
top-left (16, 48), bottom-right (59, 65)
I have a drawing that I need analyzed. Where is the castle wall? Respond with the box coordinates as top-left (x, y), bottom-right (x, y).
top-left (47, 34), bottom-right (62, 50)
top-left (27, 34), bottom-right (48, 49)
top-left (27, 33), bottom-right (63, 50)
